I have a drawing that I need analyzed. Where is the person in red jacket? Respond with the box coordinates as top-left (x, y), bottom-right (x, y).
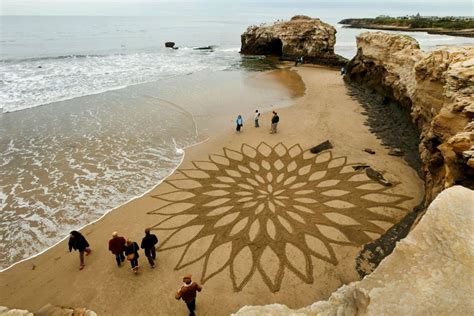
top-left (108, 231), bottom-right (126, 267)
top-left (175, 275), bottom-right (202, 316)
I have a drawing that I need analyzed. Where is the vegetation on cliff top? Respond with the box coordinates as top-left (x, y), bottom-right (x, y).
top-left (340, 15), bottom-right (474, 30)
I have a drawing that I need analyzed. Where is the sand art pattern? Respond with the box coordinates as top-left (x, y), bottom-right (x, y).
top-left (149, 143), bottom-right (412, 292)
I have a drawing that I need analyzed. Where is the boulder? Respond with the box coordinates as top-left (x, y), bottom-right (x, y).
top-left (241, 15), bottom-right (347, 66)
top-left (165, 42), bottom-right (175, 48)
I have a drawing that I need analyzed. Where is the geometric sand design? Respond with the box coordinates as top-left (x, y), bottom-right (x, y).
top-left (149, 143), bottom-right (412, 293)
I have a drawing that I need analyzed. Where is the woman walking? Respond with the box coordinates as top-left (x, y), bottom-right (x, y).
top-left (124, 239), bottom-right (140, 273)
top-left (236, 114), bottom-right (243, 132)
top-left (68, 230), bottom-right (91, 270)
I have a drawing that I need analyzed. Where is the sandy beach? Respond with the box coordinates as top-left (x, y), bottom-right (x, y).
top-left (0, 65), bottom-right (424, 315)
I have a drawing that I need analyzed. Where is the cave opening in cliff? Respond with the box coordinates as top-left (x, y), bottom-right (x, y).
top-left (267, 38), bottom-right (283, 56)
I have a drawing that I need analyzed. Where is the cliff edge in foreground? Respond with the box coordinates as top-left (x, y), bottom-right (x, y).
top-left (346, 32), bottom-right (473, 205)
top-left (232, 186), bottom-right (474, 315)
top-left (241, 15), bottom-right (346, 66)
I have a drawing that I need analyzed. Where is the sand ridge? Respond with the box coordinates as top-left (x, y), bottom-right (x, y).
top-left (0, 66), bottom-right (424, 315)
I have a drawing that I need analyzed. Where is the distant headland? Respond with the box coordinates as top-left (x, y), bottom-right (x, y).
top-left (339, 15), bottom-right (474, 38)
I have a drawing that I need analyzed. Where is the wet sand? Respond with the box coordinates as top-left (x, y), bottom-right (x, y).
top-left (0, 65), bottom-right (424, 315)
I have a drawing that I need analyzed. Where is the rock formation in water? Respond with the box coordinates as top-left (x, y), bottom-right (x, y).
top-left (232, 186), bottom-right (474, 315)
top-left (241, 15), bottom-right (347, 66)
top-left (345, 32), bottom-right (474, 205)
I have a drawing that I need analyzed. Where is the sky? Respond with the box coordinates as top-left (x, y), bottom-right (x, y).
top-left (1, 0), bottom-right (473, 16)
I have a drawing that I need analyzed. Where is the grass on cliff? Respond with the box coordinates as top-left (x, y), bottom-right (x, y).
top-left (340, 16), bottom-right (474, 30)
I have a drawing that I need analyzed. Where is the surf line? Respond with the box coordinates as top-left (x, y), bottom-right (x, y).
top-left (0, 132), bottom-right (210, 274)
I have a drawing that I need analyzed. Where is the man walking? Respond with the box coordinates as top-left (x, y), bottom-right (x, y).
top-left (254, 109), bottom-right (260, 127)
top-left (270, 111), bottom-right (279, 134)
top-left (108, 231), bottom-right (126, 267)
top-left (141, 228), bottom-right (159, 268)
top-left (68, 231), bottom-right (91, 270)
top-left (175, 275), bottom-right (202, 316)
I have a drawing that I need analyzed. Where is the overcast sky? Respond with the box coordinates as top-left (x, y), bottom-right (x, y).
top-left (1, 0), bottom-right (473, 16)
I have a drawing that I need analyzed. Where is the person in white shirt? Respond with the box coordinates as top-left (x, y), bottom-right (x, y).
top-left (254, 109), bottom-right (260, 128)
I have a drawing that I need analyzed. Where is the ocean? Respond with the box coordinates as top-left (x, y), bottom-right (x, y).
top-left (1, 3), bottom-right (473, 270)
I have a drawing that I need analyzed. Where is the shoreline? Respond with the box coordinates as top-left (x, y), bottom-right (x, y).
top-left (0, 65), bottom-right (424, 315)
top-left (0, 136), bottom-right (211, 273)
top-left (0, 66), bottom-right (300, 271)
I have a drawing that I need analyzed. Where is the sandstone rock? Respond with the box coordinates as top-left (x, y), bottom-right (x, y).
top-left (0, 307), bottom-right (33, 316)
top-left (241, 16), bottom-right (347, 66)
top-left (0, 305), bottom-right (97, 316)
top-left (36, 304), bottom-right (97, 316)
top-left (232, 186), bottom-right (474, 316)
top-left (463, 103), bottom-right (474, 117)
top-left (345, 32), bottom-right (474, 204)
top-left (468, 158), bottom-right (474, 168)
top-left (447, 132), bottom-right (472, 153)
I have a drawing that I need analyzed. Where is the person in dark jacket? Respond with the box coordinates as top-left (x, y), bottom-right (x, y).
top-left (68, 230), bottom-right (91, 270)
top-left (124, 239), bottom-right (140, 273)
top-left (140, 228), bottom-right (159, 268)
top-left (108, 231), bottom-right (126, 267)
top-left (175, 274), bottom-right (202, 316)
top-left (270, 111), bottom-right (280, 134)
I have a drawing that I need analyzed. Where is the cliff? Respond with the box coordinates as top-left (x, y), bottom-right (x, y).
top-left (339, 18), bottom-right (474, 38)
top-left (232, 186), bottom-right (474, 315)
top-left (345, 32), bottom-right (474, 205)
top-left (241, 15), bottom-right (347, 66)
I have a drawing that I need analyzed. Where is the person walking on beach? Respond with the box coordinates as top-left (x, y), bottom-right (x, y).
top-left (124, 239), bottom-right (140, 273)
top-left (68, 230), bottom-right (91, 270)
top-left (141, 228), bottom-right (159, 268)
top-left (254, 110), bottom-right (260, 127)
top-left (270, 111), bottom-right (279, 134)
top-left (236, 114), bottom-right (243, 133)
top-left (175, 275), bottom-right (202, 316)
top-left (108, 231), bottom-right (126, 267)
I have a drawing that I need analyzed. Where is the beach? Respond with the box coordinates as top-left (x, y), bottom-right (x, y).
top-left (0, 65), bottom-right (424, 315)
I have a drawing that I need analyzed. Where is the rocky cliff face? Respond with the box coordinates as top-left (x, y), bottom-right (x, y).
top-left (241, 15), bottom-right (346, 66)
top-left (346, 32), bottom-right (474, 205)
top-left (232, 186), bottom-right (474, 315)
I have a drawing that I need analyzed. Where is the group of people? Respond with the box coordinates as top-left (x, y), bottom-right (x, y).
top-left (68, 229), bottom-right (203, 315)
top-left (68, 228), bottom-right (158, 273)
top-left (235, 110), bottom-right (280, 134)
top-left (107, 228), bottom-right (158, 273)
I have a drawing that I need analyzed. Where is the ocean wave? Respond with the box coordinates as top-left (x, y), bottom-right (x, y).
top-left (0, 48), bottom-right (240, 113)
top-left (0, 54), bottom-right (109, 64)
top-left (0, 96), bottom-right (201, 270)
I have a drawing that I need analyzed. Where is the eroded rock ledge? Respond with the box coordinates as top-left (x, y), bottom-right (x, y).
top-left (241, 15), bottom-right (347, 66)
top-left (345, 32), bottom-right (474, 205)
top-left (232, 186), bottom-right (474, 315)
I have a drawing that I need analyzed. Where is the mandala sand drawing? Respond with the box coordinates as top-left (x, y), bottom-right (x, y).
top-left (148, 142), bottom-right (412, 292)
